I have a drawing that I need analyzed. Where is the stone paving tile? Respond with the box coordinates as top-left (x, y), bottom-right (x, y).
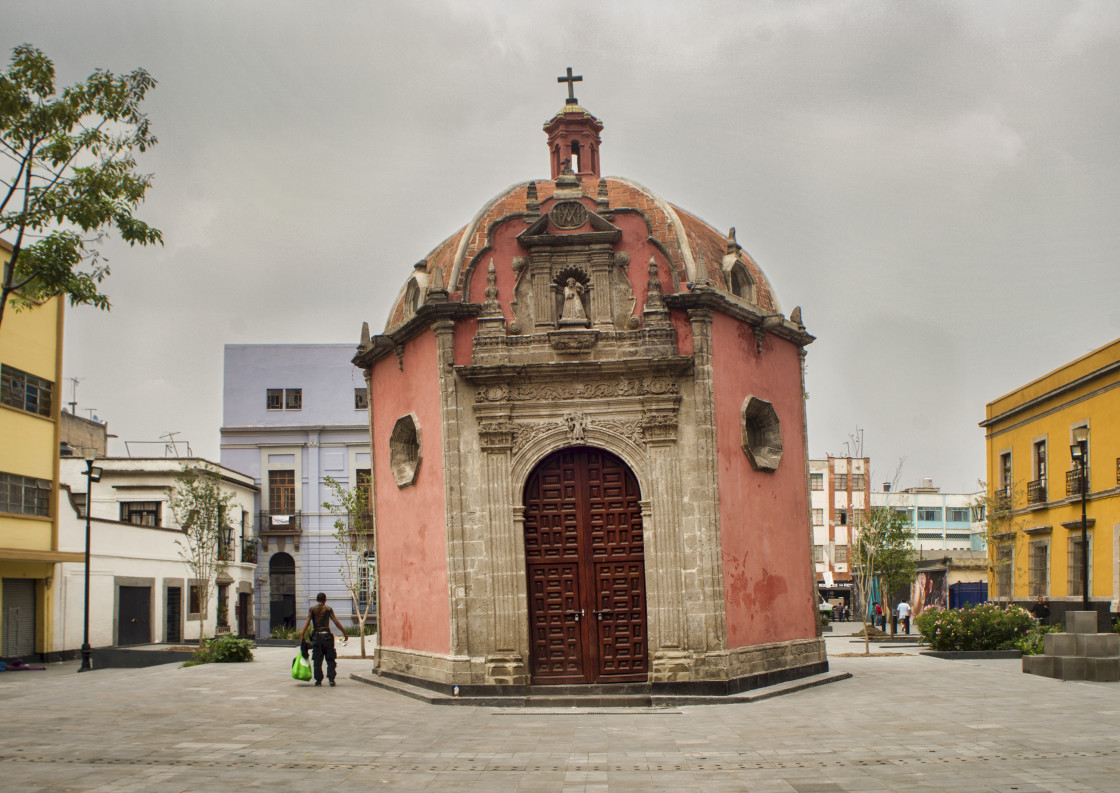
top-left (2, 633), bottom-right (1120, 791)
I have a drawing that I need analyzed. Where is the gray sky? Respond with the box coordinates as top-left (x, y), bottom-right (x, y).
top-left (5, 1), bottom-right (1118, 492)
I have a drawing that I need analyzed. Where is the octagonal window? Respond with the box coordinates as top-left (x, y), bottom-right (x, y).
top-left (389, 414), bottom-right (421, 487)
top-left (741, 396), bottom-right (782, 472)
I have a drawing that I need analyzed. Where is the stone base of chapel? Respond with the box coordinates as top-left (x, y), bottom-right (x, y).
top-left (371, 637), bottom-right (827, 698)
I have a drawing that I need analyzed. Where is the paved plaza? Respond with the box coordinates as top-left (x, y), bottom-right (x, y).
top-left (3, 624), bottom-right (1119, 792)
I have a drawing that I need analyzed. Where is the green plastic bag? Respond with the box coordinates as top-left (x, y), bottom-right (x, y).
top-left (291, 652), bottom-right (312, 682)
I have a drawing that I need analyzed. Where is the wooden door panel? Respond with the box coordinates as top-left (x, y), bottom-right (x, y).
top-left (524, 447), bottom-right (647, 685)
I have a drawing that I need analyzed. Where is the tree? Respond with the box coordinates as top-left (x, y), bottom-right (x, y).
top-left (975, 480), bottom-right (1025, 603)
top-left (853, 505), bottom-right (916, 655)
top-left (171, 464), bottom-right (237, 646)
top-left (322, 475), bottom-right (377, 658)
top-left (0, 44), bottom-right (161, 331)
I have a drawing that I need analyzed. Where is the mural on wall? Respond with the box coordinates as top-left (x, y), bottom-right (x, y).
top-left (912, 571), bottom-right (947, 616)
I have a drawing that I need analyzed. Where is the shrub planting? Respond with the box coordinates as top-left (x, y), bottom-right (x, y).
top-left (183, 635), bottom-right (255, 667)
top-left (916, 603), bottom-right (1037, 651)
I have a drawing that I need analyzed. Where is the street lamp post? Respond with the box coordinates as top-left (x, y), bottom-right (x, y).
top-left (1070, 427), bottom-right (1089, 611)
top-left (78, 451), bottom-right (102, 672)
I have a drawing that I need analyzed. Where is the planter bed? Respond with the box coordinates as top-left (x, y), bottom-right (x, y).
top-left (920, 649), bottom-right (1022, 660)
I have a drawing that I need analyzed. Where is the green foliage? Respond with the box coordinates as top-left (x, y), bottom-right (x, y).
top-left (916, 603), bottom-right (1037, 651)
top-left (182, 634), bottom-right (255, 666)
top-left (1015, 623), bottom-right (1064, 656)
top-left (853, 505), bottom-right (916, 607)
top-left (0, 43), bottom-right (161, 329)
top-left (270, 624), bottom-right (300, 640)
top-left (171, 464), bottom-right (239, 646)
top-left (344, 623), bottom-right (377, 637)
top-left (322, 475), bottom-right (377, 657)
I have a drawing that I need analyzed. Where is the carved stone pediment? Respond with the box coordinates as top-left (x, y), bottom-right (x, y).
top-left (517, 205), bottom-right (621, 247)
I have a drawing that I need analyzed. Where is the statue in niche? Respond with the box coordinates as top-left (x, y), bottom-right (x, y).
top-left (557, 277), bottom-right (589, 327)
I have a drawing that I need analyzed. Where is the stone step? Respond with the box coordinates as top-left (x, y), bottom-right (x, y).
top-left (1023, 654), bottom-right (1120, 682)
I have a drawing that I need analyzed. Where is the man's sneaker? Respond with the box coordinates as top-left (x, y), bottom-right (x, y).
top-left (329, 680), bottom-right (336, 686)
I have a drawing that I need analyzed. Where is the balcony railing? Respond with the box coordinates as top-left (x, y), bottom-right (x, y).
top-left (241, 539), bottom-right (258, 564)
top-left (1066, 468), bottom-right (1090, 498)
top-left (1026, 478), bottom-right (1047, 505)
top-left (259, 511), bottom-right (303, 533)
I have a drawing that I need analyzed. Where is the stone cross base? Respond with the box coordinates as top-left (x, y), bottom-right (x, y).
top-left (1023, 611), bottom-right (1119, 682)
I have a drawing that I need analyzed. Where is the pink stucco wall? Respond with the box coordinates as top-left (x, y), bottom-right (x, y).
top-left (370, 330), bottom-right (450, 654)
top-left (710, 313), bottom-right (816, 648)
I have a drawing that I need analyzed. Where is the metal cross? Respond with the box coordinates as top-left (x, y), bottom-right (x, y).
top-left (557, 67), bottom-right (582, 104)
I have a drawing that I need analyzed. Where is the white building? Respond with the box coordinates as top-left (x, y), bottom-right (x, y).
top-left (870, 478), bottom-right (986, 553)
top-left (53, 457), bottom-right (258, 650)
top-left (219, 344), bottom-right (371, 637)
top-left (809, 456), bottom-right (870, 607)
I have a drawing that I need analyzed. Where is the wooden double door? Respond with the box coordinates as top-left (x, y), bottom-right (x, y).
top-left (524, 447), bottom-right (648, 684)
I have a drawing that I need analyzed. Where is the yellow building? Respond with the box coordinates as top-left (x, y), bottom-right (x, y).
top-left (0, 238), bottom-right (79, 660)
top-left (981, 337), bottom-right (1120, 626)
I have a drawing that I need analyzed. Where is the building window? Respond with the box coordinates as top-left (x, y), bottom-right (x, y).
top-left (355, 387), bottom-right (369, 410)
top-left (997, 543), bottom-right (1013, 599)
top-left (894, 507), bottom-right (913, 520)
top-left (835, 473), bottom-right (848, 490)
top-left (999, 452), bottom-right (1012, 497)
top-left (0, 471), bottom-right (52, 517)
top-left (268, 469), bottom-right (296, 514)
top-left (947, 508), bottom-right (970, 523)
top-left (811, 545), bottom-right (825, 563)
top-left (389, 414), bottom-right (422, 488)
top-left (810, 473), bottom-right (824, 491)
top-left (812, 508), bottom-right (824, 526)
top-left (834, 545), bottom-right (848, 563)
top-left (267, 388), bottom-right (302, 411)
top-left (1068, 533), bottom-right (1092, 597)
top-left (358, 551), bottom-right (377, 613)
top-left (740, 396), bottom-right (782, 472)
top-left (1028, 540), bottom-right (1048, 597)
top-left (120, 501), bottom-right (161, 527)
top-left (917, 507), bottom-right (942, 522)
top-left (727, 262), bottom-right (754, 302)
top-left (839, 510), bottom-right (848, 525)
top-left (852, 508), bottom-right (864, 525)
top-left (188, 584), bottom-right (202, 616)
top-left (852, 474), bottom-right (866, 490)
top-left (1, 364), bottom-right (53, 417)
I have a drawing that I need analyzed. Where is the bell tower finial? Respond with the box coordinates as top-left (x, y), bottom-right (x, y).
top-left (544, 68), bottom-right (603, 180)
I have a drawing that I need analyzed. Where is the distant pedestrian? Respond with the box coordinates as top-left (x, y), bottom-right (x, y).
top-left (872, 602), bottom-right (884, 631)
top-left (299, 593), bottom-right (348, 687)
top-left (896, 600), bottom-right (912, 635)
top-left (1031, 595), bottom-right (1050, 625)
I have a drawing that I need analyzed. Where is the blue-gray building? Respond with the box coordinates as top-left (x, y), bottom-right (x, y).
top-left (220, 344), bottom-right (371, 637)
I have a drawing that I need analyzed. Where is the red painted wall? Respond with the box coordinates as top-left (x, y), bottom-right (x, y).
top-left (710, 313), bottom-right (816, 647)
top-left (370, 330), bottom-right (450, 654)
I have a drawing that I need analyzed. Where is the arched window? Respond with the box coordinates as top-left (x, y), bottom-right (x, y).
top-left (728, 261), bottom-right (754, 303)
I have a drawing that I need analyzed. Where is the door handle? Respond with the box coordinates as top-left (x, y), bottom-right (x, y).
top-left (564, 610), bottom-right (584, 622)
top-left (593, 610), bottom-right (614, 621)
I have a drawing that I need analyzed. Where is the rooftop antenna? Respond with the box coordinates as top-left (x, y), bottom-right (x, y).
top-left (67, 377), bottom-right (82, 414)
top-left (844, 426), bottom-right (864, 458)
top-left (84, 408), bottom-right (98, 421)
top-left (160, 431), bottom-right (181, 458)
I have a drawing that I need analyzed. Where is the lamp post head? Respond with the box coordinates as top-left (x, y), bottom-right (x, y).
top-left (1072, 425), bottom-right (1089, 446)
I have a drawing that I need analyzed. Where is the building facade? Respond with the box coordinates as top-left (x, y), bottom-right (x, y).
top-left (980, 337), bottom-right (1120, 626)
top-left (1, 238), bottom-right (78, 660)
top-left (353, 91), bottom-right (824, 694)
top-left (870, 479), bottom-right (986, 553)
top-left (809, 457), bottom-right (870, 608)
top-left (53, 457), bottom-right (257, 651)
top-left (220, 344), bottom-right (372, 637)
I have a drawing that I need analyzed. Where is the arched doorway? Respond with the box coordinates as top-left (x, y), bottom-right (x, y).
top-left (268, 552), bottom-right (296, 630)
top-left (523, 446), bottom-right (648, 684)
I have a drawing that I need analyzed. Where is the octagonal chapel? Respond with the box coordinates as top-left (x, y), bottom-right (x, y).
top-left (353, 75), bottom-right (826, 695)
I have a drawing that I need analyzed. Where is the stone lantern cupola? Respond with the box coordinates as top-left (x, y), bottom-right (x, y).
top-left (543, 68), bottom-right (603, 179)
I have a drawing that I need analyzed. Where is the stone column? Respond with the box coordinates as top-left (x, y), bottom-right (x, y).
top-left (589, 248), bottom-right (614, 329)
top-left (531, 253), bottom-right (555, 332)
top-left (433, 319), bottom-right (469, 657)
top-left (642, 401), bottom-right (690, 681)
top-left (478, 416), bottom-right (528, 684)
top-left (687, 308), bottom-right (727, 655)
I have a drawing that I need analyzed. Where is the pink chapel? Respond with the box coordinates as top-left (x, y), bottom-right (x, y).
top-left (353, 72), bottom-right (826, 696)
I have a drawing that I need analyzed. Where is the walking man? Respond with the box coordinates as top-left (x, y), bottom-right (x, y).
top-left (300, 592), bottom-right (348, 686)
top-left (896, 599), bottom-right (912, 635)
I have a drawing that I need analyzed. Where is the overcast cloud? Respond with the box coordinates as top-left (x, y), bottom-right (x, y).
top-left (4, 1), bottom-right (1118, 492)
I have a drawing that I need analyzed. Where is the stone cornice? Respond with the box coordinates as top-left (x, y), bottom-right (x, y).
top-left (353, 302), bottom-right (481, 368)
top-left (663, 290), bottom-right (814, 347)
top-left (457, 355), bottom-right (693, 390)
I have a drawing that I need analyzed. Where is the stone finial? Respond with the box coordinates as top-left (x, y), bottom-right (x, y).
top-left (596, 178), bottom-right (611, 218)
top-left (643, 256), bottom-right (669, 327)
top-left (482, 259), bottom-right (501, 316)
top-left (726, 227), bottom-right (738, 255)
top-left (358, 321), bottom-right (372, 352)
top-left (414, 260), bottom-right (428, 272)
top-left (426, 265), bottom-right (448, 303)
top-left (526, 181), bottom-right (540, 216)
top-left (790, 306), bottom-right (804, 329)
